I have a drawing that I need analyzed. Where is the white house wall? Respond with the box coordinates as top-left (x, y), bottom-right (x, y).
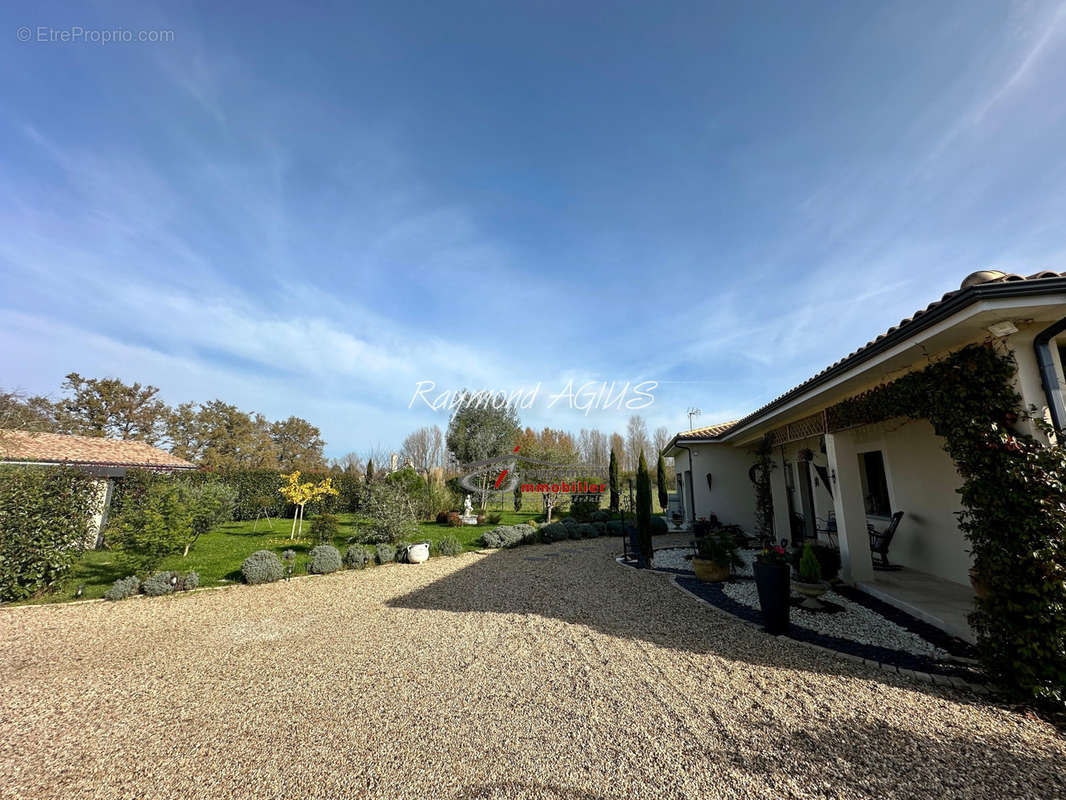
top-left (677, 445), bottom-right (757, 533)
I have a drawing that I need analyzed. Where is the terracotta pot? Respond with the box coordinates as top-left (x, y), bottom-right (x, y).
top-left (754, 561), bottom-right (791, 634)
top-left (969, 567), bottom-right (989, 600)
top-left (691, 557), bottom-right (730, 583)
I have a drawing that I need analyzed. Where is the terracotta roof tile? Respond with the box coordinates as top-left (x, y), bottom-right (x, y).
top-left (0, 430), bottom-right (196, 470)
top-left (675, 421), bottom-right (740, 440)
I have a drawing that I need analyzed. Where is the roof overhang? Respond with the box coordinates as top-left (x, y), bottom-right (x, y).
top-left (719, 281), bottom-right (1066, 446)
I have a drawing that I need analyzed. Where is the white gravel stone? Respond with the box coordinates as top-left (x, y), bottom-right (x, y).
top-left (656, 546), bottom-right (947, 659)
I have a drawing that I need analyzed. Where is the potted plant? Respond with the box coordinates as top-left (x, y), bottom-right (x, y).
top-left (793, 542), bottom-right (827, 609)
top-left (754, 541), bottom-right (791, 634)
top-left (691, 527), bottom-right (741, 583)
top-left (671, 510), bottom-right (683, 530)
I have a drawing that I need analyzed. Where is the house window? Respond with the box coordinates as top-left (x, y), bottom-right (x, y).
top-left (858, 451), bottom-right (891, 517)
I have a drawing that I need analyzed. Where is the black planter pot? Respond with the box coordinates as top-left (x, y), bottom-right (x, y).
top-left (753, 561), bottom-right (791, 634)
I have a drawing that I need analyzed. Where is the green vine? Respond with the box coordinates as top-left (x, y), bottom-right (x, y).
top-left (751, 434), bottom-right (777, 546)
top-left (828, 343), bottom-right (1066, 707)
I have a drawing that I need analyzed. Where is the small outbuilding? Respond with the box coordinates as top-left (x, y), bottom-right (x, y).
top-left (0, 430), bottom-right (197, 548)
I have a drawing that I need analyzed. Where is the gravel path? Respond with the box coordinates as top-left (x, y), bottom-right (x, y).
top-left (1, 537), bottom-right (1064, 800)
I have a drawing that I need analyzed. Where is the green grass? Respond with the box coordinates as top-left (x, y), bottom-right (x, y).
top-left (21, 510), bottom-right (545, 606)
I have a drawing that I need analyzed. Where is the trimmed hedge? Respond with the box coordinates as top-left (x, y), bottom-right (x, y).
top-left (481, 524), bottom-right (538, 548)
top-left (375, 544), bottom-right (396, 564)
top-left (0, 465), bottom-right (101, 602)
top-left (432, 535), bottom-right (463, 556)
top-left (344, 544), bottom-right (372, 569)
top-left (104, 575), bottom-right (141, 601)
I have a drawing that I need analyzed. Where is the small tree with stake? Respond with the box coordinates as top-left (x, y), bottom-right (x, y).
top-left (513, 478), bottom-right (522, 512)
top-left (280, 472), bottom-right (339, 540)
top-left (635, 451), bottom-right (653, 568)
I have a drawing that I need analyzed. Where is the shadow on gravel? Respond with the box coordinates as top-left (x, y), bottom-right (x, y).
top-left (706, 715), bottom-right (1066, 800)
top-left (387, 540), bottom-right (988, 703)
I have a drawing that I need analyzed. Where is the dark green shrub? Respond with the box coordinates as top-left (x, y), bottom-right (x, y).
top-left (107, 482), bottom-right (190, 575)
top-left (142, 571), bottom-right (179, 596)
top-left (375, 543), bottom-right (396, 564)
top-left (307, 545), bottom-right (342, 574)
top-left (789, 543), bottom-right (841, 581)
top-left (104, 575), bottom-right (141, 601)
top-left (650, 515), bottom-right (668, 535)
top-left (310, 513), bottom-right (340, 545)
top-left (635, 453), bottom-right (653, 564)
top-left (486, 512), bottom-right (502, 525)
top-left (0, 466), bottom-right (100, 601)
top-left (344, 544), bottom-right (372, 569)
top-left (559, 517), bottom-right (577, 527)
top-left (182, 571), bottom-right (200, 591)
top-left (592, 510), bottom-right (609, 523)
top-left (575, 523), bottom-right (595, 539)
top-left (592, 522), bottom-right (606, 537)
top-left (540, 522), bottom-right (568, 543)
top-left (606, 520), bottom-right (623, 536)
top-left (436, 510), bottom-right (450, 524)
top-left (242, 550), bottom-right (284, 584)
top-left (433, 535), bottom-right (463, 556)
top-left (798, 543), bottom-right (822, 582)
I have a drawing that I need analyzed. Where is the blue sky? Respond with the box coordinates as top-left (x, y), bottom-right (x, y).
top-left (2, 1), bottom-right (1065, 458)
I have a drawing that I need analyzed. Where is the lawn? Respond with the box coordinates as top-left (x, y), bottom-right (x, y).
top-left (27, 510), bottom-right (544, 605)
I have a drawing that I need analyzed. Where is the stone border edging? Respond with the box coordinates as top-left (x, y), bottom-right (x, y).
top-left (613, 554), bottom-right (991, 697)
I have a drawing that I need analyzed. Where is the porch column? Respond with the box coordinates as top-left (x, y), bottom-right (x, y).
top-left (824, 431), bottom-right (874, 582)
top-left (769, 457), bottom-right (790, 546)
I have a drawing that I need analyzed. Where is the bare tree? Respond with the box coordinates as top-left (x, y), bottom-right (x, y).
top-left (653, 425), bottom-right (671, 457)
top-left (625, 414), bottom-right (650, 474)
top-left (332, 452), bottom-right (364, 474)
top-left (402, 426), bottom-right (442, 477)
top-left (578, 428), bottom-right (609, 465)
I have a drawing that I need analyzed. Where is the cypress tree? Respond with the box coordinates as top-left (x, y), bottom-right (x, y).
top-left (656, 453), bottom-right (669, 511)
top-left (609, 450), bottom-right (619, 512)
top-left (365, 459), bottom-right (374, 484)
top-left (636, 451), bottom-right (652, 567)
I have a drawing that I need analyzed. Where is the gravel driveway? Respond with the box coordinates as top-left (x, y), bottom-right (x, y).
top-left (1, 537), bottom-right (1064, 800)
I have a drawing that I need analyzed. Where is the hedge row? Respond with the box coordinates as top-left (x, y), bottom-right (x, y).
top-left (0, 466), bottom-right (101, 602)
top-left (111, 468), bottom-right (365, 522)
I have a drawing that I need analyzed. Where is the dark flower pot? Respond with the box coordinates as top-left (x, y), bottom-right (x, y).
top-left (753, 561), bottom-right (791, 634)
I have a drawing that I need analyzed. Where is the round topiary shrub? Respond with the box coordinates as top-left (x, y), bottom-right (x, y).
top-left (242, 550), bottom-right (285, 584)
top-left (540, 522), bottom-right (568, 543)
top-left (592, 510), bottom-right (610, 523)
top-left (650, 516), bottom-right (669, 535)
top-left (307, 545), bottom-right (342, 574)
top-left (433, 535), bottom-right (463, 556)
top-left (375, 543), bottom-right (396, 564)
top-left (559, 517), bottom-right (577, 527)
top-left (182, 571), bottom-right (200, 591)
top-left (142, 571), bottom-right (178, 596)
top-left (592, 522), bottom-right (606, 537)
top-left (344, 544), bottom-right (372, 569)
top-left (575, 523), bottom-right (596, 539)
top-left (104, 575), bottom-right (140, 601)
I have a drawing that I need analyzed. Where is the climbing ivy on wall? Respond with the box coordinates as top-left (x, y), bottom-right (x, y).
top-left (751, 434), bottom-right (776, 545)
top-left (828, 343), bottom-right (1066, 707)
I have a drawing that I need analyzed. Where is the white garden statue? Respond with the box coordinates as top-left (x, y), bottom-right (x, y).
top-left (460, 494), bottom-right (478, 525)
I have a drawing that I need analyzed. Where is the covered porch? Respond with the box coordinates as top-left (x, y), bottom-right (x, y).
top-left (857, 569), bottom-right (977, 644)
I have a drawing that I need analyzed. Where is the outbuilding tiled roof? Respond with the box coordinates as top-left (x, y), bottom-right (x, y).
top-left (0, 430), bottom-right (196, 470)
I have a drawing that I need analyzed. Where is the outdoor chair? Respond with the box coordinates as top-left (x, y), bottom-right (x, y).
top-left (868, 511), bottom-right (904, 570)
top-left (816, 513), bottom-right (838, 547)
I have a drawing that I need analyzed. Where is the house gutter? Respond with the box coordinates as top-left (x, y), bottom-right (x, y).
top-left (671, 441), bottom-right (698, 526)
top-left (720, 277), bottom-right (1066, 443)
top-left (1033, 316), bottom-right (1066, 434)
